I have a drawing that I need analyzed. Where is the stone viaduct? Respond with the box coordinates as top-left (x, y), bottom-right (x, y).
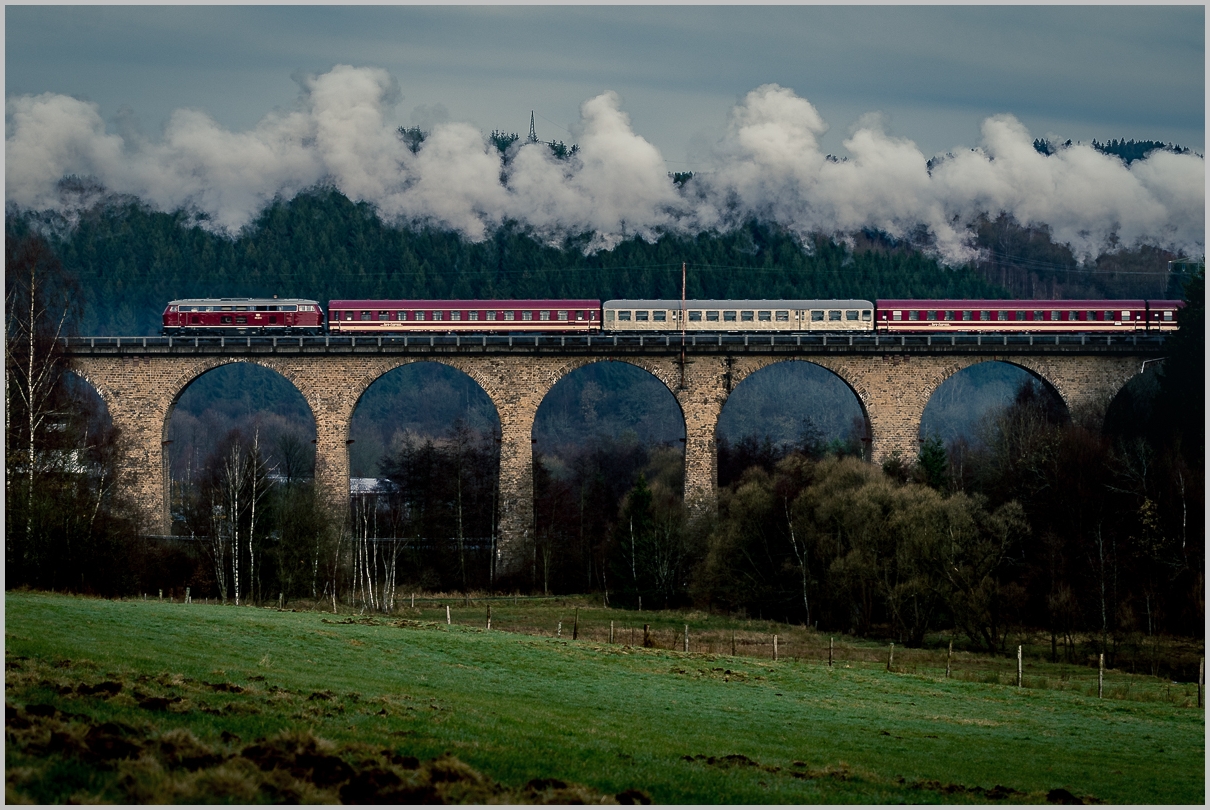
top-left (65, 332), bottom-right (1163, 576)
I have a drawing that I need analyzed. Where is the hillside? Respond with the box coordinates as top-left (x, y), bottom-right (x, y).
top-left (5, 592), bottom-right (1204, 804)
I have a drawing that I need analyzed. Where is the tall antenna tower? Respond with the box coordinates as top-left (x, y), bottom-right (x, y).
top-left (527, 111), bottom-right (538, 144)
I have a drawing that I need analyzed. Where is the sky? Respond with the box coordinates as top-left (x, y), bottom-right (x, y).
top-left (4, 4), bottom-right (1206, 261)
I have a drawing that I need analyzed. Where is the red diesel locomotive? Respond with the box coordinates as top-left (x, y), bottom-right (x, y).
top-left (162, 298), bottom-right (325, 335)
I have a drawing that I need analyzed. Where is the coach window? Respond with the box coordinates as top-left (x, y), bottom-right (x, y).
top-left (846, 310), bottom-right (859, 321)
top-left (378, 310), bottom-right (388, 320)
top-left (618, 311), bottom-right (631, 321)
top-left (486, 311), bottom-right (496, 321)
top-left (740, 311), bottom-right (754, 321)
top-left (653, 311), bottom-right (667, 322)
top-left (811, 311), bottom-right (824, 322)
top-left (604, 311), bottom-right (613, 322)
top-left (926, 310), bottom-right (936, 320)
top-left (536, 311), bottom-right (548, 321)
top-left (829, 311), bottom-right (841, 322)
top-left (863, 310), bottom-right (873, 321)
top-left (723, 311), bottom-right (737, 322)
top-left (706, 311), bottom-right (719, 321)
top-left (504, 311), bottom-right (515, 321)
top-left (775, 311), bottom-right (789, 321)
top-left (448, 311), bottom-right (459, 321)
top-left (395, 311), bottom-right (405, 321)
top-left (635, 311), bottom-right (649, 321)
top-left (468, 311), bottom-right (479, 321)
top-left (1163, 311), bottom-right (1173, 321)
top-left (979, 311), bottom-right (990, 321)
top-left (520, 311), bottom-right (532, 321)
top-left (1105, 311), bottom-right (1114, 321)
top-left (554, 310), bottom-right (566, 321)
top-left (359, 310), bottom-right (369, 321)
top-left (1031, 311), bottom-right (1041, 321)
top-left (236, 306), bottom-right (248, 311)
top-left (430, 311), bottom-right (442, 321)
top-left (757, 310), bottom-right (771, 321)
top-left (689, 311), bottom-right (703, 321)
top-left (996, 311), bottom-right (1007, 321)
top-left (908, 311), bottom-right (918, 321)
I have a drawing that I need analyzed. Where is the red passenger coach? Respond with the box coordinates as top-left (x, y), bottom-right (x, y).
top-left (876, 299), bottom-right (1183, 333)
top-left (328, 300), bottom-right (602, 334)
top-left (162, 298), bottom-right (325, 335)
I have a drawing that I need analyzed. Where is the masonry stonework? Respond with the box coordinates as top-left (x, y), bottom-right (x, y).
top-left (71, 351), bottom-right (1147, 576)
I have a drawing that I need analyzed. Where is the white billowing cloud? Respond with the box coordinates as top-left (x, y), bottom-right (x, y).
top-left (693, 85), bottom-right (1203, 262)
top-left (5, 68), bottom-right (1204, 263)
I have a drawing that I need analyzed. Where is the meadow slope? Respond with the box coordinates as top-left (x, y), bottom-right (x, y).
top-left (5, 592), bottom-right (1204, 803)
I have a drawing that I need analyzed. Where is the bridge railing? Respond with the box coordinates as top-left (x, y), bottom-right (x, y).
top-left (61, 332), bottom-right (1169, 352)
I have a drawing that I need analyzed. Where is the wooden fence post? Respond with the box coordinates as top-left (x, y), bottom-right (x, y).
top-left (557, 621), bottom-right (562, 638)
top-left (609, 620), bottom-right (614, 644)
top-left (486, 605), bottom-right (491, 630)
top-left (946, 639), bottom-right (952, 679)
top-left (1098, 653), bottom-right (1104, 699)
top-left (446, 605), bottom-right (451, 625)
top-left (643, 624), bottom-right (651, 647)
top-left (829, 637), bottom-right (833, 668)
top-left (1017, 645), bottom-right (1023, 687)
top-left (158, 589), bottom-right (163, 601)
top-left (773, 635), bottom-right (779, 662)
top-left (684, 624), bottom-right (689, 653)
top-left (410, 593), bottom-right (414, 609)
top-left (887, 642), bottom-right (894, 672)
top-left (186, 587), bottom-right (191, 604)
top-left (573, 608), bottom-right (579, 640)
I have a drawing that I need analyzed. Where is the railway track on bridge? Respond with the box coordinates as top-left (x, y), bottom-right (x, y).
top-left (62, 332), bottom-right (1169, 357)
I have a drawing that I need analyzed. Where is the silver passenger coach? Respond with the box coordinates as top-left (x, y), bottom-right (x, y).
top-left (602, 300), bottom-right (875, 333)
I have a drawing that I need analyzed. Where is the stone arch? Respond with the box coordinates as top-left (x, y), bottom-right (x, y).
top-left (533, 356), bottom-right (689, 438)
top-left (716, 357), bottom-right (873, 466)
top-left (346, 358), bottom-right (503, 477)
top-left (161, 358), bottom-right (318, 446)
top-left (919, 359), bottom-right (1068, 446)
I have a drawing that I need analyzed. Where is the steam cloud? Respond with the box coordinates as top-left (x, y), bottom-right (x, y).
top-left (6, 64), bottom-right (1204, 263)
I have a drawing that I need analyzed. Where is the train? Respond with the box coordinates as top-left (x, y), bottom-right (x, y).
top-left (161, 297), bottom-right (1183, 336)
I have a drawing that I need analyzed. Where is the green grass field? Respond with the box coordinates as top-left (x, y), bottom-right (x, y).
top-left (5, 592), bottom-right (1204, 803)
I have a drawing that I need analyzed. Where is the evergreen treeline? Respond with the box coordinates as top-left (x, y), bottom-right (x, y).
top-left (8, 189), bottom-right (1008, 336)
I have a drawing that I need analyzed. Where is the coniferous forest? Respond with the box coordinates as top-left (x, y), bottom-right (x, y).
top-left (4, 186), bottom-right (1203, 678)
